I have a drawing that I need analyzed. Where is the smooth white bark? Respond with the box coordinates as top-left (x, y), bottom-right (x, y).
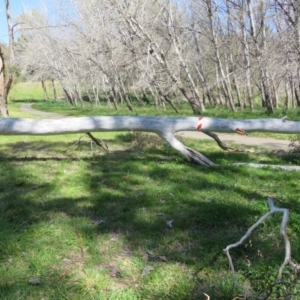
top-left (0, 116), bottom-right (299, 167)
top-left (1, 116), bottom-right (300, 135)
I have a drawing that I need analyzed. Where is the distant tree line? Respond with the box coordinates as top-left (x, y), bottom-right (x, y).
top-left (13, 0), bottom-right (300, 114)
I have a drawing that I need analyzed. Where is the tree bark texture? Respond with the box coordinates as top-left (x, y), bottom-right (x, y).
top-left (4, 0), bottom-right (14, 64)
top-left (0, 46), bottom-right (10, 118)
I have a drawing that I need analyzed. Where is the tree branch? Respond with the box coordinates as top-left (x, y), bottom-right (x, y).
top-left (224, 198), bottom-right (299, 298)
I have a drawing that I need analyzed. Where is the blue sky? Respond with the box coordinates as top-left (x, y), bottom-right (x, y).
top-left (0, 0), bottom-right (40, 44)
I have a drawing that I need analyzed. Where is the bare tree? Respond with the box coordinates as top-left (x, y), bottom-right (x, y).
top-left (0, 46), bottom-right (11, 118)
top-left (0, 0), bottom-right (15, 118)
top-left (4, 0), bottom-right (14, 64)
top-left (274, 0), bottom-right (300, 107)
top-left (13, 0), bottom-right (300, 113)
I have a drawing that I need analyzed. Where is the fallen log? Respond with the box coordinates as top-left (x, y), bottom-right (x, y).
top-left (0, 116), bottom-right (299, 167)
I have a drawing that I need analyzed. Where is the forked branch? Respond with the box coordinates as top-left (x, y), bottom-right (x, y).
top-left (224, 198), bottom-right (299, 298)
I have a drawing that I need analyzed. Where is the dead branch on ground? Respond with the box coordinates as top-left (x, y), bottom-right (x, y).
top-left (224, 198), bottom-right (299, 299)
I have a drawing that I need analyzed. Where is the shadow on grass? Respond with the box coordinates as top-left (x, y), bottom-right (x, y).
top-left (0, 136), bottom-right (299, 299)
top-left (11, 99), bottom-right (45, 103)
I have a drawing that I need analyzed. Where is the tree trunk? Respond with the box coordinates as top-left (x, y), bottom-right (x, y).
top-left (110, 87), bottom-right (119, 110)
top-left (262, 77), bottom-right (274, 113)
top-left (191, 30), bottom-right (214, 105)
top-left (247, 0), bottom-right (273, 113)
top-left (51, 79), bottom-right (58, 101)
top-left (63, 87), bottom-right (75, 106)
top-left (205, 0), bottom-right (236, 112)
top-left (1, 0), bottom-right (14, 118)
top-left (285, 78), bottom-right (290, 110)
top-left (271, 79), bottom-right (279, 108)
top-left (5, 0), bottom-right (14, 65)
top-left (0, 46), bottom-right (10, 118)
top-left (41, 81), bottom-right (49, 101)
top-left (241, 1), bottom-right (254, 110)
top-left (290, 77), bottom-right (296, 108)
top-left (148, 86), bottom-right (159, 110)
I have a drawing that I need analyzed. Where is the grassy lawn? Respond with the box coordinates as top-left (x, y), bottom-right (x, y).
top-left (0, 83), bottom-right (299, 299)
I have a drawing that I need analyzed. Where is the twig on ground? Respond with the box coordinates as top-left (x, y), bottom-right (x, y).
top-left (74, 135), bottom-right (84, 148)
top-left (203, 293), bottom-right (210, 300)
top-left (224, 198), bottom-right (299, 298)
top-left (74, 133), bottom-right (109, 152)
top-left (86, 132), bottom-right (109, 152)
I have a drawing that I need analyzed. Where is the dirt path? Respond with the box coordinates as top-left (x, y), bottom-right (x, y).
top-left (179, 131), bottom-right (290, 150)
top-left (20, 103), bottom-right (291, 150)
top-left (20, 103), bottom-right (64, 119)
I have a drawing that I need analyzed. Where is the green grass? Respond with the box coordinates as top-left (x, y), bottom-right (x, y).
top-left (31, 96), bottom-right (300, 119)
top-left (8, 81), bottom-right (63, 103)
top-left (0, 82), bottom-right (300, 299)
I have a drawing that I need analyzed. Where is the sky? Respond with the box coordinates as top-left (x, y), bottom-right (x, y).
top-left (0, 0), bottom-right (40, 44)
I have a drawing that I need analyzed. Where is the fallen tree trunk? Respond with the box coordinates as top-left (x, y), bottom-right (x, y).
top-left (0, 116), bottom-right (299, 167)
